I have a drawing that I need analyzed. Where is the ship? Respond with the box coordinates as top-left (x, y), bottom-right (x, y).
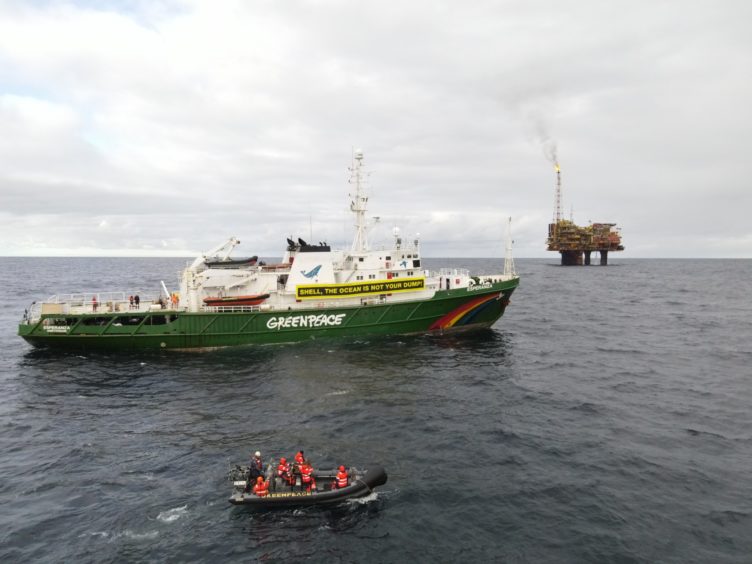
top-left (18, 150), bottom-right (520, 351)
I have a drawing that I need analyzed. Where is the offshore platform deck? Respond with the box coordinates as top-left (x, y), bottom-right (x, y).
top-left (546, 163), bottom-right (624, 265)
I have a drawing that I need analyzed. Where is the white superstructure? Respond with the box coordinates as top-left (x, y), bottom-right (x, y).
top-left (175, 150), bottom-right (516, 314)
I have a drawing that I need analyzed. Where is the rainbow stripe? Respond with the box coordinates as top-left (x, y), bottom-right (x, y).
top-left (429, 292), bottom-right (501, 330)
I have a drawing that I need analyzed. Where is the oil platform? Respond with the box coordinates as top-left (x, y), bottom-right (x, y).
top-left (546, 163), bottom-right (624, 265)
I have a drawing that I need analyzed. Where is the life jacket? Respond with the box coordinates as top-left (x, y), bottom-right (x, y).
top-left (277, 462), bottom-right (290, 478)
top-left (295, 452), bottom-right (304, 464)
top-left (336, 470), bottom-right (349, 489)
top-left (253, 480), bottom-right (268, 497)
top-left (301, 464), bottom-right (313, 483)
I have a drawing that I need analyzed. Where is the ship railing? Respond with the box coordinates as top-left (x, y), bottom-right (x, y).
top-left (22, 301), bottom-right (43, 325)
top-left (366, 242), bottom-right (421, 252)
top-left (476, 274), bottom-right (518, 283)
top-left (427, 269), bottom-right (518, 284)
top-left (434, 268), bottom-right (471, 278)
top-left (23, 292), bottom-right (182, 323)
top-left (44, 291), bottom-right (132, 304)
top-left (202, 305), bottom-right (263, 313)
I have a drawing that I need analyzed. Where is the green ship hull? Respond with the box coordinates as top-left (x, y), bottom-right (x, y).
top-left (18, 280), bottom-right (518, 351)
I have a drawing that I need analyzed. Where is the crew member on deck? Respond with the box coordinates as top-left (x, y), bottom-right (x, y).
top-left (294, 450), bottom-right (304, 467)
top-left (333, 465), bottom-right (349, 489)
top-left (92, 296), bottom-right (98, 312)
top-left (249, 451), bottom-right (263, 479)
top-left (252, 476), bottom-right (269, 497)
top-left (277, 457), bottom-right (293, 487)
top-left (245, 451), bottom-right (263, 492)
top-left (300, 459), bottom-right (316, 492)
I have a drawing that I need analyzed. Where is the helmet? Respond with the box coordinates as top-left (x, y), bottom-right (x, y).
top-left (339, 465), bottom-right (345, 472)
top-left (257, 476), bottom-right (264, 483)
top-left (254, 451), bottom-right (261, 457)
top-left (280, 457), bottom-right (287, 463)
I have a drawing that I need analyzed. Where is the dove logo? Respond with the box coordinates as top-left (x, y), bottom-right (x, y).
top-left (301, 265), bottom-right (322, 278)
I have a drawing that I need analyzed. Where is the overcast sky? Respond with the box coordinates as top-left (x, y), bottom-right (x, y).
top-left (1, 0), bottom-right (750, 258)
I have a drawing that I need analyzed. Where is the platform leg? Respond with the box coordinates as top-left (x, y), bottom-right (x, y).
top-left (561, 251), bottom-right (584, 265)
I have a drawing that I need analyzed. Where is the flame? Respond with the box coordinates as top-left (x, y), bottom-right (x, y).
top-left (554, 163), bottom-right (560, 173)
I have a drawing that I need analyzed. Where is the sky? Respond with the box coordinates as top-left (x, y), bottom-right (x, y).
top-left (0, 0), bottom-right (750, 258)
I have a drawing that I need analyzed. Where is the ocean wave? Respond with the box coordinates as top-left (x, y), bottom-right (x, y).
top-left (347, 491), bottom-right (379, 505)
top-left (706, 509), bottom-right (749, 526)
top-left (121, 530), bottom-right (159, 540)
top-left (78, 531), bottom-right (109, 538)
top-left (79, 529), bottom-right (160, 541)
top-left (157, 505), bottom-right (188, 523)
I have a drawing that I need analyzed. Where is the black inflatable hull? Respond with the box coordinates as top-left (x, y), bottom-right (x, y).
top-left (229, 465), bottom-right (387, 507)
top-left (205, 256), bottom-right (258, 268)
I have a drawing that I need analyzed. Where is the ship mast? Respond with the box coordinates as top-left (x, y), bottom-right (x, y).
top-left (504, 217), bottom-right (516, 277)
top-left (349, 149), bottom-right (369, 252)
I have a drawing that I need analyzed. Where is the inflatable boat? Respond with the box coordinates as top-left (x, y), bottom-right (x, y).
top-left (204, 256), bottom-right (258, 268)
top-left (202, 293), bottom-right (270, 307)
top-left (228, 464), bottom-right (387, 507)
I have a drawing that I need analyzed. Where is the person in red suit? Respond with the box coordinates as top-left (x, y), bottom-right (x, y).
top-left (300, 460), bottom-right (316, 492)
top-left (333, 465), bottom-right (349, 489)
top-left (277, 457), bottom-right (293, 487)
top-left (252, 476), bottom-right (269, 497)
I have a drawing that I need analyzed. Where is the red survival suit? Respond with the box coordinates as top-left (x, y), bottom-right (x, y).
top-left (334, 465), bottom-right (349, 489)
top-left (252, 477), bottom-right (269, 497)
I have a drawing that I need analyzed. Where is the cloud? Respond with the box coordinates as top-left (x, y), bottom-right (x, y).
top-left (0, 0), bottom-right (750, 257)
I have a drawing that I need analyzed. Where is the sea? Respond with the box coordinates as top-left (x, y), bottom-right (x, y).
top-left (0, 257), bottom-right (750, 563)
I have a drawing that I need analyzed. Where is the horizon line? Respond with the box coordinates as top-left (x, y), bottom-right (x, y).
top-left (0, 255), bottom-right (749, 260)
